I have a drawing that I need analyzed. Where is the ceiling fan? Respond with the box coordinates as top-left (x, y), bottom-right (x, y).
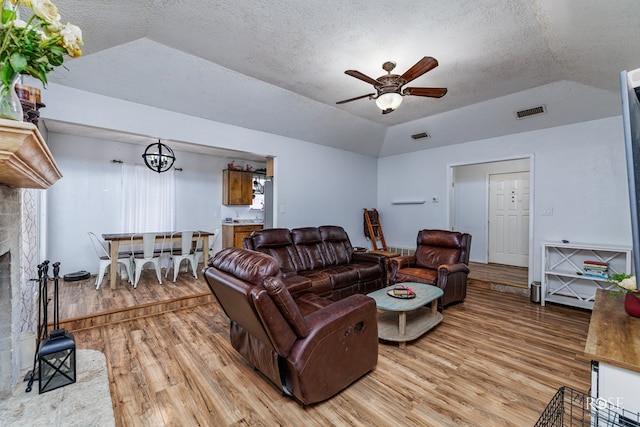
top-left (336, 56), bottom-right (447, 114)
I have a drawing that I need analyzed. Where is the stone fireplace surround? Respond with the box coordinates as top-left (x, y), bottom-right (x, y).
top-left (0, 119), bottom-right (60, 399)
top-left (0, 185), bottom-right (25, 398)
top-left (0, 185), bottom-right (39, 399)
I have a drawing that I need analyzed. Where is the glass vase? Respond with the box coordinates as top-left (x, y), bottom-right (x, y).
top-left (624, 292), bottom-right (640, 318)
top-left (0, 71), bottom-right (24, 121)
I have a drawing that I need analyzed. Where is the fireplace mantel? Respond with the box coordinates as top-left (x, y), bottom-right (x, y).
top-left (0, 118), bottom-right (62, 189)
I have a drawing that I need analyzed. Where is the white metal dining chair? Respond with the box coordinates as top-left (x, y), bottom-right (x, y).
top-left (88, 232), bottom-right (133, 289)
top-left (131, 233), bottom-right (164, 288)
top-left (196, 228), bottom-right (219, 265)
top-left (165, 231), bottom-right (201, 282)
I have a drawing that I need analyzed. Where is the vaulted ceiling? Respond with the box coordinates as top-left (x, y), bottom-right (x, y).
top-left (43, 0), bottom-right (640, 157)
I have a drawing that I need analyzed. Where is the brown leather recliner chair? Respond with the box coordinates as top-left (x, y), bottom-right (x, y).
top-left (390, 229), bottom-right (471, 310)
top-left (203, 247), bottom-right (378, 406)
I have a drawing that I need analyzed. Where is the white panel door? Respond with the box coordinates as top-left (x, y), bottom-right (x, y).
top-left (489, 172), bottom-right (530, 266)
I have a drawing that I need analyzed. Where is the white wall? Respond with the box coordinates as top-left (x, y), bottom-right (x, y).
top-left (45, 134), bottom-right (226, 273)
top-left (46, 133), bottom-right (125, 275)
top-left (378, 116), bottom-right (631, 282)
top-left (42, 85), bottom-right (379, 274)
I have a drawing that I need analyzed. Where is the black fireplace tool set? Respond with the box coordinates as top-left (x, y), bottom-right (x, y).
top-left (25, 260), bottom-right (76, 394)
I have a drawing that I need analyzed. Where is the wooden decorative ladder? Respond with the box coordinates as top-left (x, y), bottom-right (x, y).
top-left (363, 208), bottom-right (399, 258)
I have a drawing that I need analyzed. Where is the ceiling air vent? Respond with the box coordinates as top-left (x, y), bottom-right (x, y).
top-left (515, 105), bottom-right (546, 119)
top-left (411, 132), bottom-right (430, 140)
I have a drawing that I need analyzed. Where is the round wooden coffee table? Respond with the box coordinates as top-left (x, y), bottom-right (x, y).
top-left (367, 283), bottom-right (443, 348)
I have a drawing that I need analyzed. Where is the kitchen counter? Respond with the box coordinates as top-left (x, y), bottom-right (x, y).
top-left (223, 221), bottom-right (264, 226)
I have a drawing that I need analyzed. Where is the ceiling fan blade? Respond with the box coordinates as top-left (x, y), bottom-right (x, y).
top-left (403, 87), bottom-right (448, 98)
top-left (400, 56), bottom-right (439, 84)
top-left (336, 93), bottom-right (375, 104)
top-left (345, 70), bottom-right (380, 86)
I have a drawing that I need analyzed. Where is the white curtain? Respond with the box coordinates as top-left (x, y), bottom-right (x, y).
top-left (121, 164), bottom-right (175, 232)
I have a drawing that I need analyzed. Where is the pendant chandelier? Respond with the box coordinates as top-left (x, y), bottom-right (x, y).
top-left (142, 140), bottom-right (175, 173)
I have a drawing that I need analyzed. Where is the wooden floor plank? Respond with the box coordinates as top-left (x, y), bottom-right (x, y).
top-left (71, 276), bottom-right (592, 427)
top-left (469, 262), bottom-right (528, 287)
top-left (52, 268), bottom-right (210, 320)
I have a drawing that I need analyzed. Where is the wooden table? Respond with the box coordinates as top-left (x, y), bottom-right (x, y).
top-left (585, 289), bottom-right (640, 372)
top-left (102, 231), bottom-right (214, 290)
top-left (367, 283), bottom-right (443, 349)
top-left (584, 289), bottom-right (640, 416)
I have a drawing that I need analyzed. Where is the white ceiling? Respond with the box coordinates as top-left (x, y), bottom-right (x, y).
top-left (42, 0), bottom-right (640, 158)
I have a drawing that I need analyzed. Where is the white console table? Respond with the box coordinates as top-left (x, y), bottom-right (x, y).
top-left (541, 241), bottom-right (632, 309)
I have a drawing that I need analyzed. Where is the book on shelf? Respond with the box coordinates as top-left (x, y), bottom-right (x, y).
top-left (583, 260), bottom-right (609, 276)
top-left (583, 273), bottom-right (609, 280)
top-left (583, 265), bottom-right (608, 271)
top-left (583, 258), bottom-right (609, 280)
top-left (583, 260), bottom-right (609, 267)
top-left (583, 267), bottom-right (608, 273)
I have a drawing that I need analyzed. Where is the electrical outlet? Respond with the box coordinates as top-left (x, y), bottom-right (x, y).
top-left (541, 207), bottom-right (553, 216)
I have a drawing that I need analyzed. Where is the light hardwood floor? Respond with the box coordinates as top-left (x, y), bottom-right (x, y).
top-left (468, 262), bottom-right (528, 288)
top-left (52, 269), bottom-right (212, 331)
top-left (67, 272), bottom-right (592, 427)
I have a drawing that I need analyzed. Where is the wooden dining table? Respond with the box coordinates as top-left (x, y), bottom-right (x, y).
top-left (102, 231), bottom-right (215, 290)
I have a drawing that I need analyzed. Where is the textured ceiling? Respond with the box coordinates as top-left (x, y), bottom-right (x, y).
top-left (42, 0), bottom-right (640, 157)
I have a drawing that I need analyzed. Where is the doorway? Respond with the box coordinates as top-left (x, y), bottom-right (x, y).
top-left (450, 157), bottom-right (533, 283)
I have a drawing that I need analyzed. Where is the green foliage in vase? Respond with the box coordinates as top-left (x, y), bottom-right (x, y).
top-left (0, 0), bottom-right (83, 88)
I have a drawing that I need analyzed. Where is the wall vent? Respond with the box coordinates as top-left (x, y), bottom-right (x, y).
top-left (387, 246), bottom-right (415, 257)
top-left (515, 105), bottom-right (546, 119)
top-left (411, 132), bottom-right (430, 140)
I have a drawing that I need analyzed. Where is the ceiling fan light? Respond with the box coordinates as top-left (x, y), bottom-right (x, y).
top-left (376, 92), bottom-right (403, 111)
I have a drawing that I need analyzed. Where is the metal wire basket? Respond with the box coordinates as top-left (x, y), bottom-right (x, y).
top-left (535, 387), bottom-right (640, 427)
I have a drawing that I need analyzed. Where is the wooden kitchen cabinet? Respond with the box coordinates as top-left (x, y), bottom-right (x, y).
top-left (222, 169), bottom-right (253, 205)
top-left (222, 224), bottom-right (263, 248)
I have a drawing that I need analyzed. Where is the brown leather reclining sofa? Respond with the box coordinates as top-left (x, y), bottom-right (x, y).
top-left (203, 247), bottom-right (379, 405)
top-left (243, 225), bottom-right (387, 300)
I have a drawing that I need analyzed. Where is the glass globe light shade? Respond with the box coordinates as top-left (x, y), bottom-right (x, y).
top-left (375, 92), bottom-right (403, 111)
top-left (142, 141), bottom-right (175, 173)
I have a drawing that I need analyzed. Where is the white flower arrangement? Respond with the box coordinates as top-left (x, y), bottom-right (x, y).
top-left (609, 274), bottom-right (640, 299)
top-left (0, 0), bottom-right (83, 88)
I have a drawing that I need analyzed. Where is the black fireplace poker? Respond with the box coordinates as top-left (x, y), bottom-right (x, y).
top-left (25, 260), bottom-right (50, 393)
top-left (52, 262), bottom-right (60, 331)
